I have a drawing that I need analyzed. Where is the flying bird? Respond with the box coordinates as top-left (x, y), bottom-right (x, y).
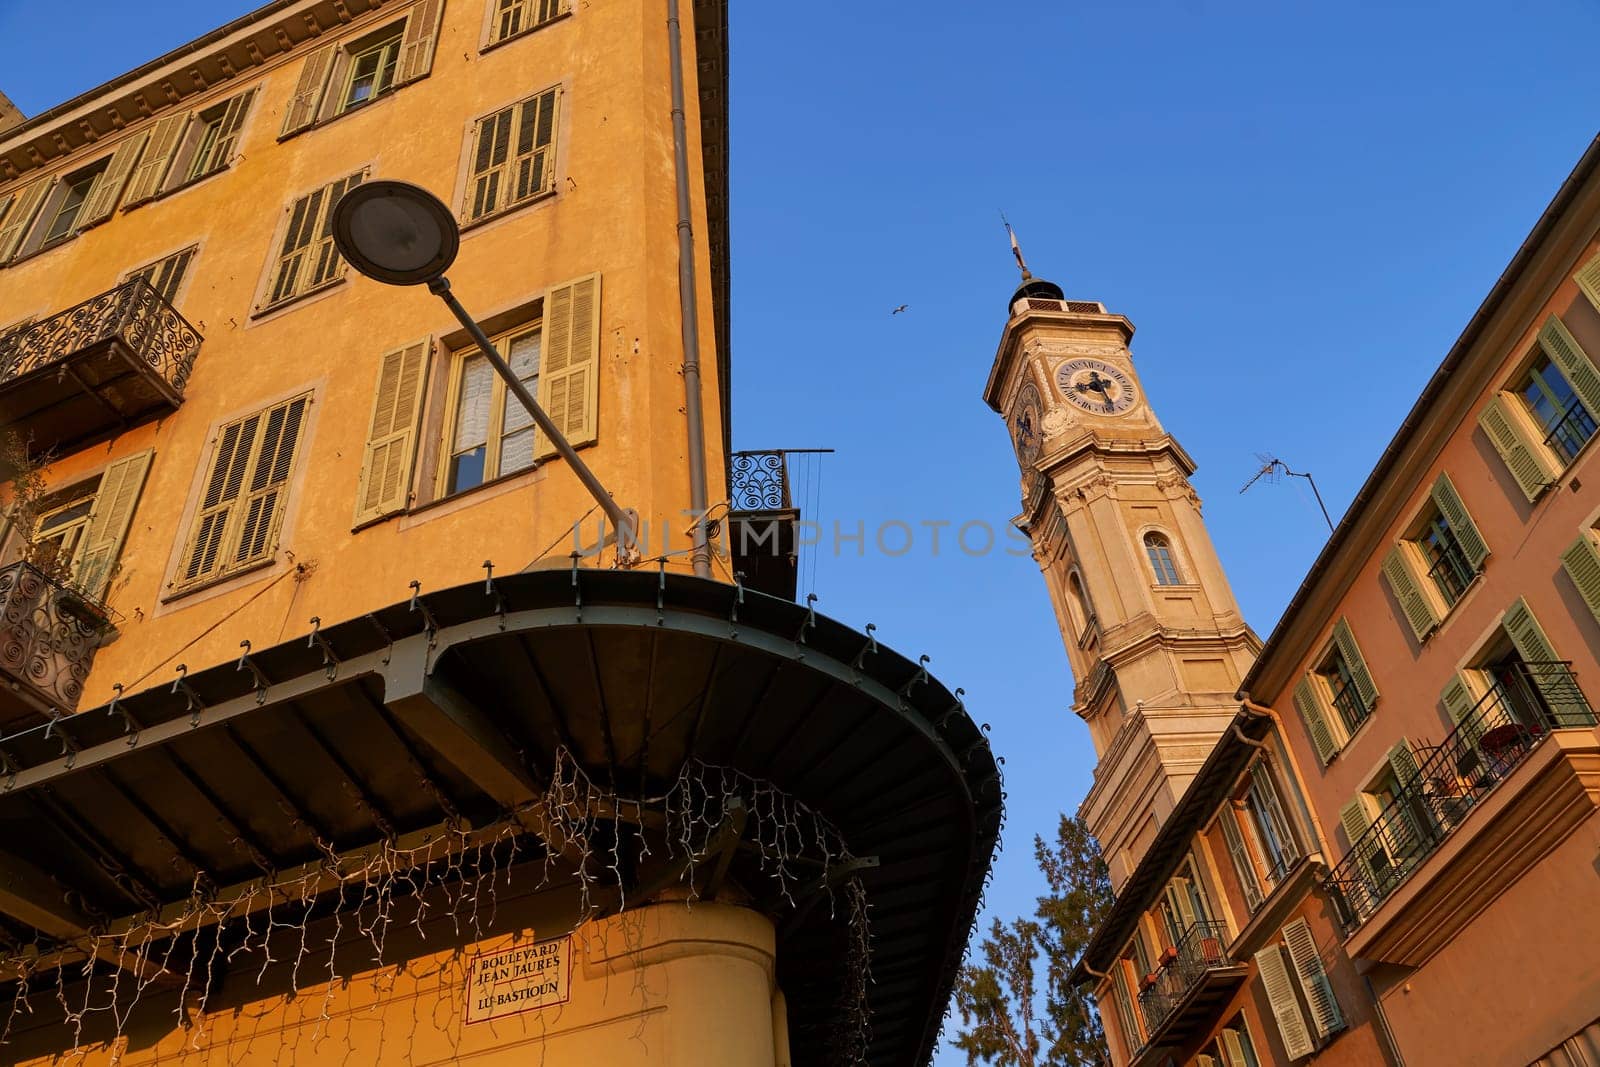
top-left (891, 304), bottom-right (909, 315)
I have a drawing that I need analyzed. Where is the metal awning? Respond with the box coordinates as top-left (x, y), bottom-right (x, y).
top-left (0, 567), bottom-right (1000, 1066)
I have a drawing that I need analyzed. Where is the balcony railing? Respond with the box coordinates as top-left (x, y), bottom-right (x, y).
top-left (730, 450), bottom-right (793, 511)
top-left (1136, 920), bottom-right (1238, 1042)
top-left (0, 561), bottom-right (112, 731)
top-left (1325, 661), bottom-right (1595, 932)
top-left (1423, 540), bottom-right (1475, 605)
top-left (1542, 395), bottom-right (1597, 466)
top-left (727, 449), bottom-right (833, 602)
top-left (0, 279), bottom-right (201, 461)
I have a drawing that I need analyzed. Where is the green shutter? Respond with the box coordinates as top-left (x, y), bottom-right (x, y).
top-left (396, 0), bottom-right (444, 84)
top-left (1382, 545), bottom-right (1440, 642)
top-left (1255, 943), bottom-right (1315, 1059)
top-left (1442, 673), bottom-right (1484, 745)
top-left (1503, 597), bottom-right (1589, 724)
top-left (1281, 917), bottom-right (1343, 1039)
top-left (1386, 738), bottom-right (1420, 789)
top-left (76, 450), bottom-right (153, 601)
top-left (1338, 796), bottom-right (1384, 885)
top-left (1561, 533), bottom-right (1600, 626)
top-left (1539, 315), bottom-right (1600, 427)
top-left (1429, 471), bottom-right (1489, 569)
top-left (77, 132), bottom-right (149, 228)
top-left (1331, 618), bottom-right (1379, 712)
top-left (122, 112), bottom-right (188, 206)
top-left (0, 178), bottom-right (50, 261)
top-left (354, 339), bottom-right (429, 524)
top-left (1220, 809), bottom-right (1263, 911)
top-left (535, 272), bottom-right (601, 458)
top-left (1578, 253), bottom-right (1600, 316)
top-left (1479, 394), bottom-right (1558, 501)
top-left (281, 42), bottom-right (337, 136)
top-left (1293, 677), bottom-right (1338, 764)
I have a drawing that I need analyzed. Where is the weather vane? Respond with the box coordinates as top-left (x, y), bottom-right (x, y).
top-left (1000, 210), bottom-right (1033, 282)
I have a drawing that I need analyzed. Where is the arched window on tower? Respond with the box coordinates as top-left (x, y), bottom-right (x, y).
top-left (1145, 533), bottom-right (1182, 586)
top-left (1068, 572), bottom-right (1096, 646)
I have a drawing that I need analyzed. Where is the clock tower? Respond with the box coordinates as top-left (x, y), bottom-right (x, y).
top-left (984, 267), bottom-right (1260, 891)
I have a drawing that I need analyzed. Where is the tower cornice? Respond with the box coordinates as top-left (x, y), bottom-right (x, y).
top-left (983, 306), bottom-right (1136, 412)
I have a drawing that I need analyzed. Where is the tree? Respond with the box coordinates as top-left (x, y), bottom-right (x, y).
top-left (953, 813), bottom-right (1114, 1066)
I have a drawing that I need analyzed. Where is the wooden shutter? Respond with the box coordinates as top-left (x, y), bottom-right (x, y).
top-left (181, 415), bottom-right (258, 585)
top-left (1578, 253), bottom-right (1600, 316)
top-left (1441, 673), bottom-right (1483, 744)
top-left (234, 396), bottom-right (308, 569)
top-left (1331, 618), bottom-right (1379, 713)
top-left (0, 191), bottom-right (12, 234)
top-left (1503, 597), bottom-right (1588, 724)
top-left (1338, 798), bottom-right (1373, 856)
top-left (1293, 677), bottom-right (1338, 764)
top-left (1219, 808), bottom-right (1263, 911)
top-left (122, 112), bottom-right (188, 206)
top-left (1219, 1029), bottom-right (1250, 1067)
top-left (206, 89), bottom-right (255, 174)
top-left (1281, 918), bottom-right (1343, 1039)
top-left (282, 43), bottom-right (337, 136)
top-left (0, 178), bottom-right (50, 261)
top-left (1479, 394), bottom-right (1558, 501)
top-left (1429, 471), bottom-right (1488, 569)
top-left (1539, 315), bottom-right (1600, 424)
top-left (467, 106), bottom-right (514, 220)
top-left (1386, 738), bottom-right (1421, 789)
top-left (511, 88), bottom-right (559, 203)
top-left (1561, 533), bottom-right (1600, 625)
top-left (1255, 943), bottom-right (1315, 1059)
top-left (1167, 878), bottom-right (1198, 930)
top-left (1251, 761), bottom-right (1301, 865)
top-left (1196, 1056), bottom-right (1219, 1067)
top-left (396, 0), bottom-right (445, 84)
top-left (354, 340), bottom-right (429, 524)
top-left (77, 133), bottom-right (149, 228)
top-left (535, 273), bottom-right (601, 458)
top-left (76, 450), bottom-right (153, 600)
top-left (1382, 545), bottom-right (1439, 642)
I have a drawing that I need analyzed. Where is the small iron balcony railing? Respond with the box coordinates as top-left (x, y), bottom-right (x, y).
top-left (1135, 919), bottom-right (1235, 1041)
top-left (0, 561), bottom-right (113, 722)
top-left (1423, 540), bottom-right (1475, 605)
top-left (0, 278), bottom-right (201, 392)
top-left (729, 450), bottom-right (793, 511)
top-left (1542, 395), bottom-right (1597, 467)
top-left (1324, 661), bottom-right (1595, 932)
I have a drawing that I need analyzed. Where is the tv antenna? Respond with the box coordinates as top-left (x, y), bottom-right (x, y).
top-left (1240, 454), bottom-right (1334, 532)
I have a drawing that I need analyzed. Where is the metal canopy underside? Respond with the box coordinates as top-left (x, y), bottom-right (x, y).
top-left (0, 569), bottom-right (1001, 1067)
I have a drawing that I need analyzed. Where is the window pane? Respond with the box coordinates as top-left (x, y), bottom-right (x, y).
top-left (453, 356), bottom-right (493, 451)
top-left (448, 447), bottom-right (487, 495)
top-left (500, 331), bottom-right (541, 433)
top-left (499, 428), bottom-right (535, 476)
top-left (44, 175), bottom-right (95, 242)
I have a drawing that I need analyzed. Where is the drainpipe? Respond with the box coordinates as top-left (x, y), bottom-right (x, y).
top-left (1239, 695), bottom-right (1334, 855)
top-left (666, 0), bottom-right (712, 579)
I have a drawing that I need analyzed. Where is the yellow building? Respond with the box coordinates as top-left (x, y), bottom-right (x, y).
top-left (0, 2), bottom-right (1000, 1064)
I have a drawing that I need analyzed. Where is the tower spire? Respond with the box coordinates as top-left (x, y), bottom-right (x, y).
top-left (1001, 212), bottom-right (1033, 282)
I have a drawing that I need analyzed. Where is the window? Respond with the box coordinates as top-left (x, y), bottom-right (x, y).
top-left (1254, 920), bottom-right (1343, 1058)
top-left (465, 87), bottom-right (560, 222)
top-left (125, 246), bottom-right (197, 305)
top-left (1144, 532), bottom-right (1181, 585)
top-left (1293, 618), bottom-right (1378, 763)
top-left (9, 452), bottom-right (153, 601)
top-left (441, 326), bottom-right (541, 495)
top-left (261, 171), bottom-right (365, 312)
top-left (1440, 599), bottom-right (1594, 738)
top-left (487, 0), bottom-right (566, 45)
top-left (1218, 1018), bottom-right (1262, 1067)
top-left (1479, 315), bottom-right (1600, 501)
top-left (1112, 951), bottom-right (1145, 1054)
top-left (122, 89), bottom-right (256, 208)
top-left (28, 481), bottom-right (101, 579)
top-left (1068, 571), bottom-right (1095, 645)
top-left (176, 395), bottom-right (310, 591)
top-left (187, 99), bottom-right (247, 182)
top-left (1242, 762), bottom-right (1301, 883)
top-left (1218, 803), bottom-right (1263, 912)
top-left (40, 168), bottom-right (102, 245)
top-left (280, 3), bottom-right (444, 138)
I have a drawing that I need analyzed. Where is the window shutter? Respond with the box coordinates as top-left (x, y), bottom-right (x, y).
top-left (1219, 1029), bottom-right (1250, 1067)
top-left (1578, 253), bottom-right (1600, 316)
top-left (181, 416), bottom-right (257, 585)
top-left (1539, 315), bottom-right (1600, 424)
top-left (281, 43), bottom-right (337, 136)
top-left (396, 0), bottom-right (445, 84)
top-left (122, 112), bottom-right (188, 206)
top-left (1381, 545), bottom-right (1439, 642)
top-left (1560, 533), bottom-right (1600, 625)
top-left (355, 340), bottom-right (429, 524)
top-left (1196, 1055), bottom-right (1219, 1067)
top-left (0, 178), bottom-right (50, 261)
top-left (1386, 738), bottom-right (1421, 790)
top-left (512, 88), bottom-right (559, 202)
top-left (1338, 797), bottom-right (1373, 857)
top-left (1331, 618), bottom-right (1379, 713)
top-left (1479, 394), bottom-right (1558, 501)
top-left (75, 450), bottom-right (153, 601)
top-left (1168, 878), bottom-right (1198, 930)
top-left (1220, 808), bottom-right (1263, 911)
top-left (1293, 677), bottom-right (1338, 764)
top-left (1428, 471), bottom-right (1489, 569)
top-left (1441, 673), bottom-right (1483, 744)
top-left (535, 272), bottom-right (601, 459)
top-left (1281, 918), bottom-right (1343, 1039)
top-left (77, 132), bottom-right (150, 228)
top-left (1254, 943), bottom-right (1315, 1059)
top-left (1502, 597), bottom-right (1588, 724)
top-left (1252, 761), bottom-right (1302, 866)
top-left (0, 191), bottom-right (12, 232)
top-left (234, 396), bottom-right (307, 568)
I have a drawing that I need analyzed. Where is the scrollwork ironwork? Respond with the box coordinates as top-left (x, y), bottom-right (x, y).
top-left (730, 450), bottom-right (792, 511)
top-left (0, 278), bottom-right (201, 391)
top-left (0, 562), bottom-right (108, 715)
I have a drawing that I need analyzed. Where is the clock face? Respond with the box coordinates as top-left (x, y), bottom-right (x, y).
top-left (1056, 359), bottom-right (1137, 416)
top-left (1012, 384), bottom-right (1043, 465)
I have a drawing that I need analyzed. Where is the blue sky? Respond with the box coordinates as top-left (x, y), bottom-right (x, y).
top-left (3, 0), bottom-right (1598, 1060)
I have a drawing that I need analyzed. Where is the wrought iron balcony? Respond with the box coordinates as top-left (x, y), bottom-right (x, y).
top-left (1134, 920), bottom-right (1247, 1053)
top-left (727, 449), bottom-right (803, 601)
top-left (0, 278), bottom-right (201, 464)
top-left (1325, 661), bottom-right (1596, 932)
top-left (0, 561), bottom-right (113, 732)
top-left (1542, 395), bottom-right (1597, 466)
